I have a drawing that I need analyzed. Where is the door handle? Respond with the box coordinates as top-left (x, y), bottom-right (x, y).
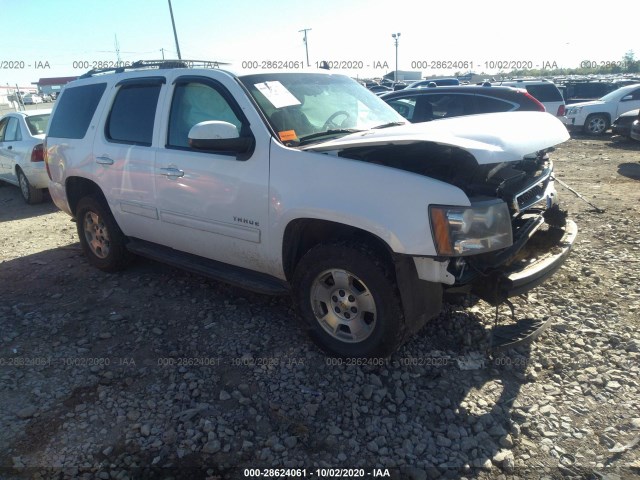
top-left (96, 156), bottom-right (114, 165)
top-left (160, 167), bottom-right (185, 178)
top-left (7, 146), bottom-right (12, 150)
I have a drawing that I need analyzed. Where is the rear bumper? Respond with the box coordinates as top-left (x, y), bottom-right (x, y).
top-left (48, 180), bottom-right (72, 216)
top-left (471, 219), bottom-right (577, 305)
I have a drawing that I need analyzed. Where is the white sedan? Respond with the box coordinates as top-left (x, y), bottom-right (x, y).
top-left (0, 109), bottom-right (51, 203)
top-left (22, 94), bottom-right (43, 105)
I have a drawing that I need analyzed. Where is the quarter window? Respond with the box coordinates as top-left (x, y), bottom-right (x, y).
top-left (474, 95), bottom-right (515, 114)
top-left (48, 83), bottom-right (106, 139)
top-left (106, 84), bottom-right (161, 146)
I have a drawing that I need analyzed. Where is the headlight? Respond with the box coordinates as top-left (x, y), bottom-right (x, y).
top-left (430, 201), bottom-right (513, 256)
top-left (566, 106), bottom-right (583, 115)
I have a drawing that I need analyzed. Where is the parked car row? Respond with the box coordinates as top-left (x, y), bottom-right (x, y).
top-left (381, 85), bottom-right (546, 123)
top-left (374, 76), bottom-right (640, 138)
top-left (564, 83), bottom-right (640, 136)
top-left (14, 93), bottom-right (56, 105)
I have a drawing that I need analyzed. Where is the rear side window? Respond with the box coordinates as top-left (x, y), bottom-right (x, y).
top-left (425, 94), bottom-right (472, 119)
top-left (387, 97), bottom-right (417, 121)
top-left (525, 85), bottom-right (562, 102)
top-left (48, 83), bottom-right (106, 139)
top-left (106, 84), bottom-right (161, 146)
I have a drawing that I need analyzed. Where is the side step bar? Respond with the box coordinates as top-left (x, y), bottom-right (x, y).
top-left (126, 239), bottom-right (290, 296)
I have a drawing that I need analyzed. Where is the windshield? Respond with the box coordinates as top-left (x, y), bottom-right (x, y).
top-left (239, 72), bottom-right (406, 145)
top-left (599, 87), bottom-right (635, 102)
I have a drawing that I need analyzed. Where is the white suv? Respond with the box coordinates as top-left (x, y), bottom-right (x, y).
top-left (493, 79), bottom-right (566, 117)
top-left (45, 61), bottom-right (577, 357)
top-left (563, 83), bottom-right (640, 136)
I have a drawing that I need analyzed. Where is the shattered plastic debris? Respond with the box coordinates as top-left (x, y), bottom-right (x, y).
top-left (456, 352), bottom-right (487, 370)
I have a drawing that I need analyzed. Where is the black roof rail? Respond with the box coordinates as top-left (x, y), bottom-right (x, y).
top-left (79, 59), bottom-right (229, 79)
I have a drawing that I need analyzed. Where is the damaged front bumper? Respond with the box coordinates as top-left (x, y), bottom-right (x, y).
top-left (468, 214), bottom-right (578, 305)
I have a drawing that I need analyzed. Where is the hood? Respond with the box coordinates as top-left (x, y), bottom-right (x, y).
top-left (566, 100), bottom-right (604, 109)
top-left (619, 108), bottom-right (640, 119)
top-left (304, 111), bottom-right (569, 165)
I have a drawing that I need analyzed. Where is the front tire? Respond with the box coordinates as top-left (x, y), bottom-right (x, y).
top-left (292, 242), bottom-right (405, 358)
top-left (583, 114), bottom-right (609, 136)
top-left (18, 169), bottom-right (44, 204)
top-left (75, 195), bottom-right (131, 272)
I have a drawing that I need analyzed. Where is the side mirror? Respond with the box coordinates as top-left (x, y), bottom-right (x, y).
top-left (188, 121), bottom-right (253, 153)
top-left (621, 95), bottom-right (633, 102)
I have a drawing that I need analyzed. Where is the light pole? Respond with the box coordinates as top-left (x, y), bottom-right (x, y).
top-left (168, 0), bottom-right (182, 60)
top-left (391, 33), bottom-right (401, 83)
top-left (299, 28), bottom-right (311, 67)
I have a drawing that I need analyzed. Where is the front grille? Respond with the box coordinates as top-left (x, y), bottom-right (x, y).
top-left (512, 168), bottom-right (552, 212)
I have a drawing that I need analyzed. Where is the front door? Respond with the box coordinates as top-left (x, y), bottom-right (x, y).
top-left (154, 74), bottom-right (271, 273)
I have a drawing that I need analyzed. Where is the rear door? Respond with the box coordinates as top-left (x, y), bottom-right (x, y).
top-left (0, 117), bottom-right (9, 178)
top-left (0, 116), bottom-right (24, 182)
top-left (91, 77), bottom-right (165, 240)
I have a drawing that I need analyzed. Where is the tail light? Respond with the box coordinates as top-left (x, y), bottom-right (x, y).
top-left (31, 143), bottom-right (44, 162)
top-left (557, 104), bottom-right (566, 116)
top-left (523, 92), bottom-right (545, 112)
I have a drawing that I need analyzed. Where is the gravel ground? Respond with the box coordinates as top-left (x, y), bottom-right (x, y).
top-left (1, 134), bottom-right (639, 480)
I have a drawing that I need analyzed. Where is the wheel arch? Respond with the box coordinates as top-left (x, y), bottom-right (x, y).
top-left (282, 218), bottom-right (395, 282)
top-left (65, 177), bottom-right (107, 217)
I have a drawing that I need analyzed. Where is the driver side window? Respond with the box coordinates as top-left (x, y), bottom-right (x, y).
top-left (168, 82), bottom-right (242, 148)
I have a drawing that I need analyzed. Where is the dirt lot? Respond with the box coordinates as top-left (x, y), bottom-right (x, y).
top-left (1, 134), bottom-right (639, 479)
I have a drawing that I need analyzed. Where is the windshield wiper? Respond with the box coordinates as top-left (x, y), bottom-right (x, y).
top-left (298, 129), bottom-right (363, 145)
top-left (372, 121), bottom-right (406, 129)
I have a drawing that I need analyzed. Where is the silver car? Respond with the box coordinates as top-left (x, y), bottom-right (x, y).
top-left (0, 109), bottom-right (52, 203)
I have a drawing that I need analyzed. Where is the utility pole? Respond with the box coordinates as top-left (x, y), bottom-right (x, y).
top-left (168, 0), bottom-right (182, 60)
top-left (299, 28), bottom-right (311, 67)
top-left (391, 33), bottom-right (401, 83)
top-left (114, 35), bottom-right (121, 63)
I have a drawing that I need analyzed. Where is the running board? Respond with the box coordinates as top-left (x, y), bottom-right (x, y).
top-left (126, 239), bottom-right (290, 296)
top-left (490, 316), bottom-right (553, 352)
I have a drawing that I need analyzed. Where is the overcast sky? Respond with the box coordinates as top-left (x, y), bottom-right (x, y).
top-left (2, 0), bottom-right (638, 87)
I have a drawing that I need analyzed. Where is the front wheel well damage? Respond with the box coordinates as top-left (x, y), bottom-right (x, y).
top-left (282, 218), bottom-right (443, 335)
top-left (282, 219), bottom-right (394, 282)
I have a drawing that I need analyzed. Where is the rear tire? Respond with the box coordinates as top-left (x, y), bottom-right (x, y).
top-left (18, 170), bottom-right (44, 204)
top-left (583, 114), bottom-right (609, 136)
top-left (292, 242), bottom-right (405, 358)
top-left (75, 195), bottom-right (131, 272)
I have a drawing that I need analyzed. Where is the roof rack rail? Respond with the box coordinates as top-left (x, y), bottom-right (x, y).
top-left (78, 59), bottom-right (229, 79)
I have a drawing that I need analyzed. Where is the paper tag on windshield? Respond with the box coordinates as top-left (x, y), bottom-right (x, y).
top-left (278, 130), bottom-right (297, 141)
top-left (254, 81), bottom-right (301, 108)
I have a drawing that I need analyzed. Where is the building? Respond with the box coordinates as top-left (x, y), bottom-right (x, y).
top-left (32, 76), bottom-right (78, 95)
top-left (382, 70), bottom-right (422, 82)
